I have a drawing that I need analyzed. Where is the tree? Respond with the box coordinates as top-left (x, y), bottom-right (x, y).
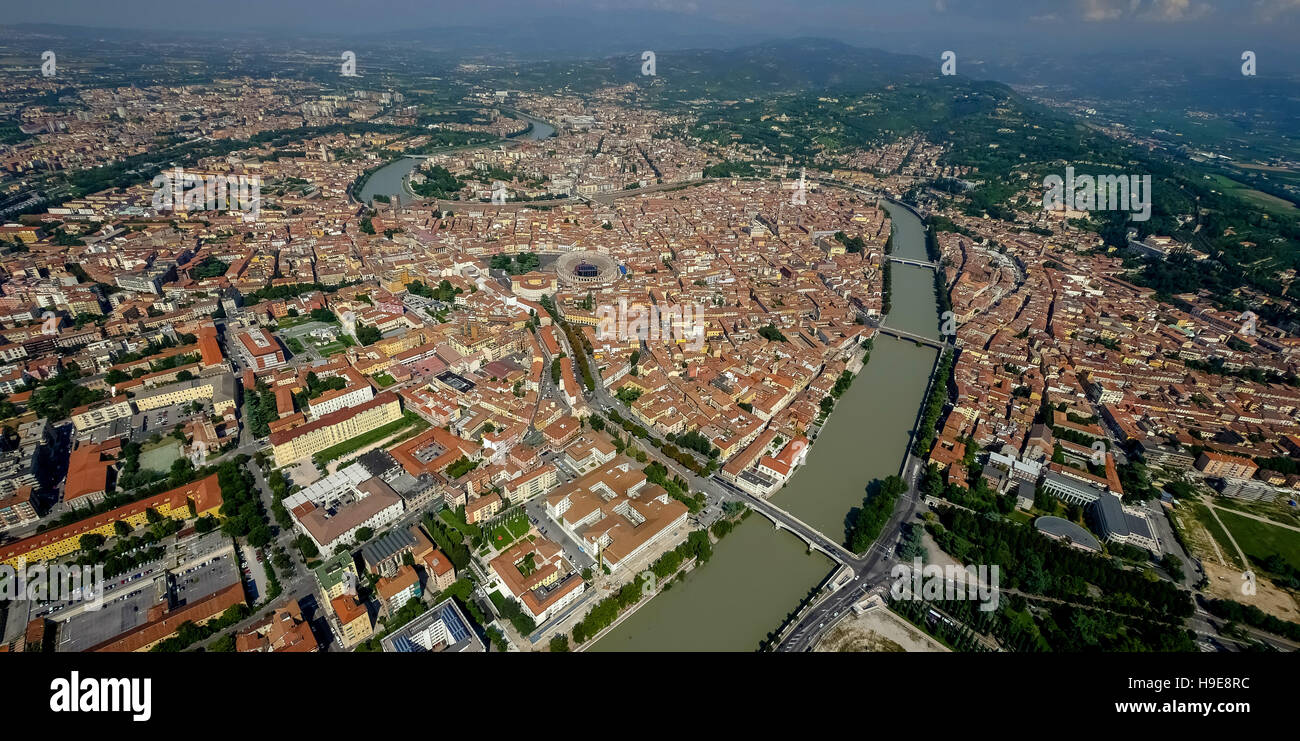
top-left (1033, 485), bottom-right (1054, 511)
top-left (355, 323), bottom-right (382, 345)
top-left (549, 634), bottom-right (570, 652)
top-left (848, 476), bottom-right (906, 553)
top-left (356, 527), bottom-right (374, 542)
top-left (248, 524), bottom-right (273, 548)
top-left (168, 458), bottom-right (194, 487)
top-left (1161, 553), bottom-right (1185, 582)
top-left (294, 534), bottom-right (320, 559)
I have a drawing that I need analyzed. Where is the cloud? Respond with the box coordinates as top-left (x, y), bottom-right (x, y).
top-left (1080, 0), bottom-right (1136, 21)
top-left (936, 0), bottom-right (1221, 23)
top-left (1253, 0), bottom-right (1300, 19)
top-left (1140, 0), bottom-right (1213, 20)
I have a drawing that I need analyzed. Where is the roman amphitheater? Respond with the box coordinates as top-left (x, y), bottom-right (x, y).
top-left (554, 250), bottom-right (620, 288)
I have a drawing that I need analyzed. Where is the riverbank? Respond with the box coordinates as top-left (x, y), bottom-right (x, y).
top-left (355, 109), bottom-right (557, 206)
top-left (592, 197), bottom-right (944, 651)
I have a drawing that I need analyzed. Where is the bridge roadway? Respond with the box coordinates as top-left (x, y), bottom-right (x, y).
top-left (875, 324), bottom-right (950, 350)
top-left (772, 456), bottom-right (928, 652)
top-left (773, 337), bottom-right (949, 651)
top-left (588, 377), bottom-right (866, 570)
top-left (887, 255), bottom-right (937, 269)
top-left (710, 477), bottom-right (859, 566)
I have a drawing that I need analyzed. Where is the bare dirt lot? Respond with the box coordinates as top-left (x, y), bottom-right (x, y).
top-left (814, 607), bottom-right (950, 653)
top-left (1202, 560), bottom-right (1299, 622)
top-left (1171, 503), bottom-right (1243, 570)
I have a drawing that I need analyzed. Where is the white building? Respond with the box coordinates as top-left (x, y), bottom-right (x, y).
top-left (287, 464), bottom-right (405, 552)
top-left (307, 384), bottom-right (375, 419)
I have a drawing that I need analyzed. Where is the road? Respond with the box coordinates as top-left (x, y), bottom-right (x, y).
top-left (579, 358), bottom-right (931, 652)
top-left (775, 461), bottom-right (927, 652)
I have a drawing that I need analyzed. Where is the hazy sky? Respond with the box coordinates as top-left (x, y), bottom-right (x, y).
top-left (5, 0), bottom-right (1299, 46)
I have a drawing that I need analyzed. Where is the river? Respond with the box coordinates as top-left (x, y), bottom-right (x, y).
top-left (357, 110), bottom-right (555, 205)
top-left (591, 200), bottom-right (940, 651)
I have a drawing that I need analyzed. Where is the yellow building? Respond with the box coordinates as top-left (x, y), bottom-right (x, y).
top-left (331, 594), bottom-right (373, 649)
top-left (270, 392), bottom-right (403, 466)
top-left (132, 374), bottom-right (237, 415)
top-left (70, 396), bottom-right (133, 432)
top-left (314, 552), bottom-right (360, 601)
top-left (1, 474), bottom-right (224, 568)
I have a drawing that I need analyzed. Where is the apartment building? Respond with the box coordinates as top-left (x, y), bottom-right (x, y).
top-left (465, 492), bottom-right (502, 524)
top-left (1195, 451), bottom-right (1258, 480)
top-left (270, 392), bottom-right (402, 466)
top-left (69, 395), bottom-right (133, 432)
top-left (0, 488), bottom-right (38, 529)
top-left (236, 328), bottom-right (287, 371)
top-left (375, 564), bottom-right (422, 619)
top-left (423, 548), bottom-right (457, 593)
top-left (0, 474), bottom-right (224, 568)
top-left (503, 464), bottom-right (559, 504)
top-left (314, 551), bottom-right (360, 601)
top-left (0, 418), bottom-right (47, 498)
top-left (331, 593), bottom-right (373, 649)
top-left (381, 599), bottom-right (484, 652)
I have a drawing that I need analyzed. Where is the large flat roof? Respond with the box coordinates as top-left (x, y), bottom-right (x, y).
top-left (1033, 515), bottom-right (1102, 552)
